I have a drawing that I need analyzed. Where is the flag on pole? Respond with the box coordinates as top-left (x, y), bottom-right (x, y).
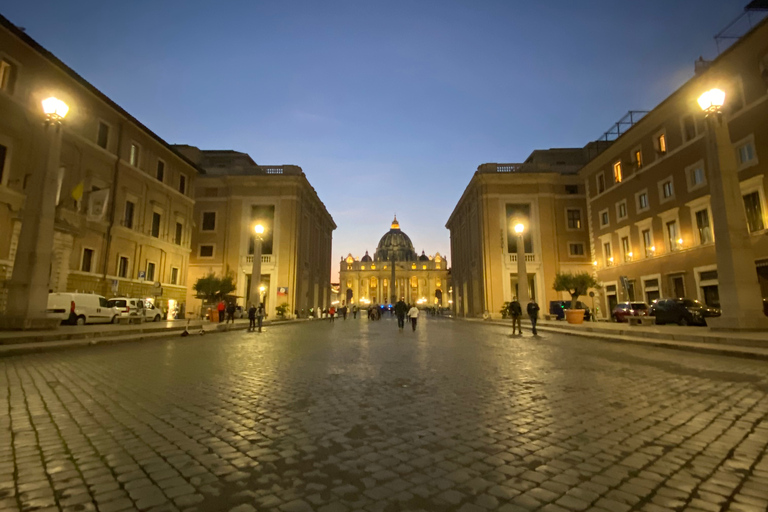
top-left (71, 181), bottom-right (84, 202)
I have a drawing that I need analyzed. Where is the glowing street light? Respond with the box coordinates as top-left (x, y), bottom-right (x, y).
top-left (698, 86), bottom-right (767, 328)
top-left (3, 97), bottom-right (71, 328)
top-left (512, 220), bottom-right (529, 306)
top-left (250, 223), bottom-right (266, 307)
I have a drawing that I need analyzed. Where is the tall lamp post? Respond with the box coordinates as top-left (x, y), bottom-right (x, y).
top-left (514, 221), bottom-right (529, 306)
top-left (2, 97), bottom-right (69, 330)
top-left (249, 223), bottom-right (265, 307)
top-left (698, 88), bottom-right (768, 329)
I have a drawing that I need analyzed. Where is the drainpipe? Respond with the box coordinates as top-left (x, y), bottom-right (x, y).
top-left (101, 121), bottom-right (124, 288)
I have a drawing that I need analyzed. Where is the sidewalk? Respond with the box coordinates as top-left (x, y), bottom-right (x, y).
top-left (0, 318), bottom-right (298, 357)
top-left (469, 317), bottom-right (768, 360)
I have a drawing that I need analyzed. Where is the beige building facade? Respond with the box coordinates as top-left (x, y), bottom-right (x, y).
top-left (339, 217), bottom-right (450, 307)
top-left (177, 147), bottom-right (335, 318)
top-left (446, 150), bottom-right (598, 318)
top-left (0, 15), bottom-right (199, 315)
top-left (580, 17), bottom-right (768, 317)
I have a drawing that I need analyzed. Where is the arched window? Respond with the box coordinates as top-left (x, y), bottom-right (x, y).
top-left (411, 263), bottom-right (417, 269)
top-left (411, 276), bottom-right (418, 288)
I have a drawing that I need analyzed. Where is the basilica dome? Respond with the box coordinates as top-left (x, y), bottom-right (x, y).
top-left (374, 216), bottom-right (418, 262)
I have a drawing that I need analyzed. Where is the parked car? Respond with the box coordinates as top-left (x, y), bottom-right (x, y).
top-left (143, 300), bottom-right (165, 322)
top-left (47, 293), bottom-right (118, 325)
top-left (108, 297), bottom-right (146, 321)
top-left (612, 302), bottom-right (650, 322)
top-left (648, 298), bottom-right (716, 326)
top-left (675, 298), bottom-right (721, 320)
top-left (549, 300), bottom-right (591, 320)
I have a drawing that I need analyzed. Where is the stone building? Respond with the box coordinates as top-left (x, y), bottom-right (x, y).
top-left (0, 14), bottom-right (200, 315)
top-left (579, 15), bottom-right (768, 316)
top-left (339, 217), bottom-right (450, 307)
top-left (446, 149), bottom-right (599, 318)
top-left (175, 147), bottom-right (335, 318)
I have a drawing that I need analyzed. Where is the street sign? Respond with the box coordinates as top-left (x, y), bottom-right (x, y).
top-left (138, 270), bottom-right (146, 280)
top-left (152, 281), bottom-right (163, 297)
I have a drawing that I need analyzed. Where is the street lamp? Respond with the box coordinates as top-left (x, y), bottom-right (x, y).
top-left (2, 97), bottom-right (70, 329)
top-left (513, 221), bottom-right (529, 306)
top-left (249, 223), bottom-right (265, 307)
top-left (698, 87), bottom-right (767, 329)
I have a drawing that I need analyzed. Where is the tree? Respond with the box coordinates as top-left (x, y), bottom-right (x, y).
top-left (193, 273), bottom-right (237, 305)
top-left (553, 272), bottom-right (601, 309)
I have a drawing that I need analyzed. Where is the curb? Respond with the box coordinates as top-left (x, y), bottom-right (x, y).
top-left (0, 320), bottom-right (297, 358)
top-left (469, 318), bottom-right (768, 361)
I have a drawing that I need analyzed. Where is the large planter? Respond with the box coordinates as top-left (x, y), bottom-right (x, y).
top-left (565, 309), bottom-right (585, 325)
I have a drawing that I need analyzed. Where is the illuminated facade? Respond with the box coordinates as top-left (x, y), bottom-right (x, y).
top-left (0, 15), bottom-right (198, 314)
top-left (580, 16), bottom-right (768, 316)
top-left (339, 217), bottom-right (450, 306)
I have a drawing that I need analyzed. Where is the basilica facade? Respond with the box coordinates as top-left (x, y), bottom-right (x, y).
top-left (340, 217), bottom-right (450, 307)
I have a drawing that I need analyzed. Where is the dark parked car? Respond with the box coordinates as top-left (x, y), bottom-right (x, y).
top-left (612, 302), bottom-right (649, 322)
top-left (649, 298), bottom-right (719, 326)
top-left (549, 300), bottom-right (591, 320)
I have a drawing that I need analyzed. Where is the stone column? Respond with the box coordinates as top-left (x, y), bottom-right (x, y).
top-left (704, 112), bottom-right (768, 329)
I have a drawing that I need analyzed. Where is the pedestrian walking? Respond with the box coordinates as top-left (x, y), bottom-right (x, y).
top-left (257, 303), bottom-right (265, 332)
top-left (226, 302), bottom-right (236, 324)
top-left (508, 297), bottom-right (522, 335)
top-left (407, 305), bottom-right (419, 331)
top-left (342, 306), bottom-right (348, 320)
top-left (217, 300), bottom-right (225, 322)
top-left (247, 303), bottom-right (257, 332)
top-left (329, 306), bottom-right (336, 322)
top-left (394, 298), bottom-right (408, 330)
top-left (527, 298), bottom-right (540, 336)
top-left (352, 305), bottom-right (358, 319)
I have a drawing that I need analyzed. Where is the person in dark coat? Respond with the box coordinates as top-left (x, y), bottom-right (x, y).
top-left (257, 303), bottom-right (265, 332)
top-left (527, 298), bottom-right (540, 336)
top-left (394, 298), bottom-right (408, 330)
top-left (508, 297), bottom-right (522, 335)
top-left (248, 304), bottom-right (257, 332)
top-left (226, 302), bottom-right (236, 324)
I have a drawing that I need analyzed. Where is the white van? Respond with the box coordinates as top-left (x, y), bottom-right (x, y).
top-left (107, 297), bottom-right (164, 322)
top-left (47, 293), bottom-right (118, 325)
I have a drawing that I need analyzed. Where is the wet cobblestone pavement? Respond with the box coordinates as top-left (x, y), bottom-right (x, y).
top-left (2, 316), bottom-right (768, 512)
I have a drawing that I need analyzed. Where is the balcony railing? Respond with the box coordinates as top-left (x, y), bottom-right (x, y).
top-left (245, 255), bottom-right (272, 264)
top-left (508, 254), bottom-right (536, 263)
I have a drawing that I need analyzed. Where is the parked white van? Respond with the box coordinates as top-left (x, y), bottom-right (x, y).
top-left (47, 293), bottom-right (118, 325)
top-left (107, 297), bottom-right (164, 322)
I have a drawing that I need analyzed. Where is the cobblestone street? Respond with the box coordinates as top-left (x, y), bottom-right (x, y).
top-left (2, 316), bottom-right (767, 512)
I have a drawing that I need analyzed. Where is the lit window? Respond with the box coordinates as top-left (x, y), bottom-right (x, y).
top-left (411, 276), bottom-right (418, 288)
top-left (613, 161), bottom-right (622, 183)
top-left (657, 134), bottom-right (667, 155)
top-left (370, 277), bottom-right (377, 288)
top-left (422, 265), bottom-right (427, 269)
top-left (411, 263), bottom-right (416, 269)
top-left (634, 150), bottom-right (643, 169)
top-left (371, 264), bottom-right (376, 270)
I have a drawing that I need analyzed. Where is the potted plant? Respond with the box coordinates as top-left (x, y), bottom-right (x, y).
top-left (553, 272), bottom-right (600, 324)
top-left (275, 302), bottom-right (290, 319)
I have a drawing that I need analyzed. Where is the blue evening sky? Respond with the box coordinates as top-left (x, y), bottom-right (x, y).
top-left (3, 1), bottom-right (748, 280)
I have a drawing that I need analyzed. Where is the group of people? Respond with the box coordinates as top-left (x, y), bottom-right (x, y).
top-left (394, 298), bottom-right (420, 331)
top-left (507, 297), bottom-right (540, 336)
top-left (215, 299), bottom-right (265, 332)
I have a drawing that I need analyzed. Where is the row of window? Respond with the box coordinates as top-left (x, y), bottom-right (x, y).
top-left (600, 190), bottom-right (765, 266)
top-left (124, 137), bottom-right (187, 195)
top-left (596, 135), bottom-right (757, 197)
top-left (122, 201), bottom-right (186, 244)
top-left (79, 248), bottom-right (180, 284)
